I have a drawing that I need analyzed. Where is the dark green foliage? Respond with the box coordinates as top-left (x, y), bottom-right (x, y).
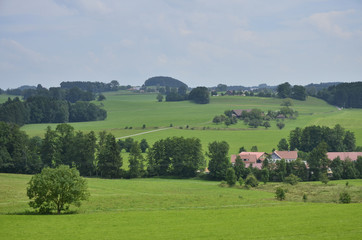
top-left (0, 87), bottom-right (106, 125)
top-left (144, 76), bottom-right (188, 88)
top-left (225, 168), bottom-right (237, 186)
top-left (140, 139), bottom-right (149, 153)
top-left (233, 156), bottom-right (247, 180)
top-left (69, 102), bottom-right (107, 122)
top-left (128, 142), bottom-right (144, 178)
top-left (276, 122), bottom-right (285, 130)
top-left (261, 167), bottom-right (269, 184)
top-left (0, 97), bottom-right (29, 125)
top-left (189, 87), bottom-right (210, 104)
top-left (97, 133), bottom-right (122, 178)
top-left (251, 146), bottom-right (258, 152)
top-left (339, 191), bottom-right (351, 204)
top-left (291, 85), bottom-right (307, 101)
top-left (330, 157), bottom-right (343, 180)
top-left (124, 138), bottom-right (134, 152)
top-left (275, 187), bottom-right (286, 201)
top-left (303, 193), bottom-right (308, 202)
top-left (147, 137), bottom-right (205, 178)
top-left (27, 165), bottom-right (89, 214)
top-left (277, 82), bottom-right (306, 101)
top-left (245, 173), bottom-right (259, 188)
top-left (284, 174), bottom-right (300, 185)
top-left (207, 141), bottom-right (230, 180)
top-left (263, 121), bottom-right (271, 129)
top-left (289, 127), bottom-right (302, 150)
top-left (308, 142), bottom-right (329, 180)
top-left (60, 81), bottom-right (118, 93)
top-left (317, 82), bottom-right (362, 108)
top-left (156, 93), bottom-right (163, 102)
top-left (342, 160), bottom-right (357, 179)
top-left (320, 172), bottom-right (329, 184)
top-left (277, 82), bottom-right (292, 98)
top-left (98, 94), bottom-right (106, 101)
top-left (278, 138), bottom-right (289, 151)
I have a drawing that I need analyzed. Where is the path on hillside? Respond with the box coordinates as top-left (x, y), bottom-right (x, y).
top-left (116, 127), bottom-right (172, 139)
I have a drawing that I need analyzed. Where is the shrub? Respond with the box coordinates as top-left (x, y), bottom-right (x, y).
top-left (225, 168), bottom-right (237, 186)
top-left (320, 172), bottom-right (329, 185)
top-left (245, 173), bottom-right (259, 188)
top-left (284, 174), bottom-right (300, 185)
top-left (339, 192), bottom-right (351, 204)
top-left (275, 187), bottom-right (286, 201)
top-left (302, 193), bottom-right (308, 202)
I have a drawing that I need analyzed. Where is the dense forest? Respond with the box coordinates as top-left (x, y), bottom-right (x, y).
top-left (0, 85), bottom-right (106, 125)
top-left (316, 82), bottom-right (362, 108)
top-left (60, 80), bottom-right (120, 93)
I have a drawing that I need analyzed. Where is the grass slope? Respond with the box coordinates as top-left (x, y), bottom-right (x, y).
top-left (0, 174), bottom-right (361, 239)
top-left (20, 92), bottom-right (362, 154)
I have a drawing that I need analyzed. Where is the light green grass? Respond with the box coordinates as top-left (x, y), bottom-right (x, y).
top-left (18, 93), bottom-right (362, 153)
top-left (0, 174), bottom-right (361, 239)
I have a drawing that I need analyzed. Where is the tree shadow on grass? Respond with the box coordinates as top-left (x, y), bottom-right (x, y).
top-left (6, 210), bottom-right (79, 215)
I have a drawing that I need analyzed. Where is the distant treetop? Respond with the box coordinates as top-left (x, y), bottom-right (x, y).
top-left (144, 76), bottom-right (188, 88)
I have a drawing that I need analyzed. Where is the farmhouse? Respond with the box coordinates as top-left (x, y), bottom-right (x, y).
top-left (230, 152), bottom-right (267, 169)
top-left (232, 109), bottom-right (252, 118)
top-left (271, 150), bottom-right (298, 163)
top-left (327, 152), bottom-right (362, 161)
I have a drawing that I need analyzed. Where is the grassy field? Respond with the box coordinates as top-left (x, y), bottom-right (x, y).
top-left (17, 92), bottom-right (362, 154)
top-left (0, 173), bottom-right (361, 239)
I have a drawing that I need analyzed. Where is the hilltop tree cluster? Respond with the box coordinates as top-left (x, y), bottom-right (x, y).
top-left (0, 85), bottom-right (106, 125)
top-left (316, 82), bottom-right (362, 108)
top-left (277, 82), bottom-right (307, 101)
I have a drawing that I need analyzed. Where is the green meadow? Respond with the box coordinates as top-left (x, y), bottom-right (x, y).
top-left (1, 173), bottom-right (362, 240)
top-left (18, 92), bottom-right (362, 154)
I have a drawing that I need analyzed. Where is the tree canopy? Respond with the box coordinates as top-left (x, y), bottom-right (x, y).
top-left (144, 76), bottom-right (188, 88)
top-left (27, 165), bottom-right (89, 214)
top-left (188, 87), bottom-right (210, 104)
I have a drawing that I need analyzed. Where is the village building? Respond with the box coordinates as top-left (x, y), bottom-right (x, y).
top-left (326, 152), bottom-right (362, 161)
top-left (230, 152), bottom-right (267, 169)
top-left (270, 150), bottom-right (298, 163)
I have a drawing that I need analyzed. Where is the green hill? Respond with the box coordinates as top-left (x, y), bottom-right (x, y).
top-left (144, 76), bottom-right (188, 88)
top-left (20, 92), bottom-right (362, 155)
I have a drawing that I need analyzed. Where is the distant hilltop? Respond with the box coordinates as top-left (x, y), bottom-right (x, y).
top-left (144, 76), bottom-right (188, 88)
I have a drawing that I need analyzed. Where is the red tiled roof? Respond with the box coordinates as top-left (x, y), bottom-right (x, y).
top-left (327, 152), bottom-right (362, 161)
top-left (245, 162), bottom-right (263, 170)
top-left (231, 152), bottom-right (266, 163)
top-left (274, 151), bottom-right (298, 160)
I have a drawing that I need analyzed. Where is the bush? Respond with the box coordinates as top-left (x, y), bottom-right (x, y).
top-left (284, 174), bottom-right (300, 185)
top-left (275, 187), bottom-right (286, 201)
top-left (320, 172), bottom-right (329, 185)
top-left (225, 168), bottom-right (237, 186)
top-left (245, 173), bottom-right (259, 188)
top-left (302, 193), bottom-right (308, 202)
top-left (339, 191), bottom-right (351, 204)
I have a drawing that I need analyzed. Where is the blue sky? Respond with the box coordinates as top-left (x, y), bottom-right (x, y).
top-left (0, 0), bottom-right (361, 89)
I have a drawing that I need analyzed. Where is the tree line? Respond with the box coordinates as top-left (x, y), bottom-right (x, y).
top-left (1, 122), bottom-right (361, 182)
top-left (316, 82), bottom-right (362, 108)
top-left (157, 86), bottom-right (210, 104)
top-left (0, 85), bottom-right (106, 126)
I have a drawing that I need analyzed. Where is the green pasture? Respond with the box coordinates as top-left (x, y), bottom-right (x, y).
top-left (19, 92), bottom-right (362, 153)
top-left (0, 173), bottom-right (361, 239)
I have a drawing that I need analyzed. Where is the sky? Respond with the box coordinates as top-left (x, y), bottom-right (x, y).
top-left (0, 0), bottom-right (361, 89)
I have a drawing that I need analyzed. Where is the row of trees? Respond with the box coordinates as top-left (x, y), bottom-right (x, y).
top-left (157, 86), bottom-right (210, 104)
top-left (277, 82), bottom-right (307, 101)
top-left (316, 82), bottom-right (362, 108)
top-left (284, 124), bottom-right (357, 152)
top-left (0, 97), bottom-right (106, 126)
top-left (1, 122), bottom-right (361, 182)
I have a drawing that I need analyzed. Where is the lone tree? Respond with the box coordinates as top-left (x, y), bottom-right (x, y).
top-left (27, 165), bottom-right (89, 214)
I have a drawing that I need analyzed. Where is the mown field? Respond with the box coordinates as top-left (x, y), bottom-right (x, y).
top-left (0, 173), bottom-right (361, 239)
top-left (12, 91), bottom-right (362, 154)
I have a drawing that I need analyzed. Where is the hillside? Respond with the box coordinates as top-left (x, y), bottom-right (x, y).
top-left (144, 76), bottom-right (188, 88)
top-left (19, 92), bottom-right (362, 155)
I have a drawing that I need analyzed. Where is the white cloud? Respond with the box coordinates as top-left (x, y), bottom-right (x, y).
top-left (305, 10), bottom-right (356, 39)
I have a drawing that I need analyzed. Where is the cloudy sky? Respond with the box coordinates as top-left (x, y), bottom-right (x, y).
top-left (0, 0), bottom-right (361, 89)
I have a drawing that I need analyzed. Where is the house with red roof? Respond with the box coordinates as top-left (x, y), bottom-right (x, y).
top-left (230, 152), bottom-right (267, 169)
top-left (327, 152), bottom-right (362, 161)
top-left (271, 150), bottom-right (298, 163)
